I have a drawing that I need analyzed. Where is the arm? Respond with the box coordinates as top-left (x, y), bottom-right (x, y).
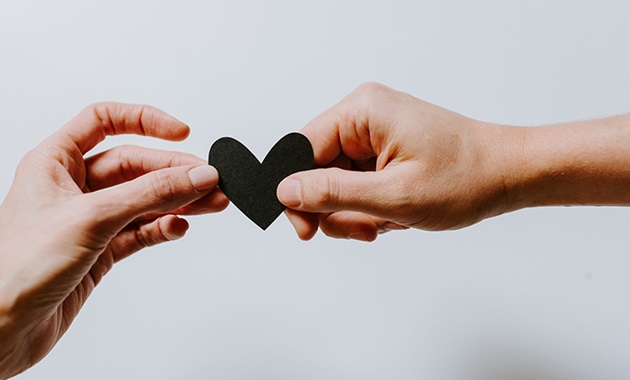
top-left (505, 115), bottom-right (630, 208)
top-left (277, 82), bottom-right (630, 241)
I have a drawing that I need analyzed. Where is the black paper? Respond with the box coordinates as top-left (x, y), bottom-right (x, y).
top-left (208, 133), bottom-right (314, 230)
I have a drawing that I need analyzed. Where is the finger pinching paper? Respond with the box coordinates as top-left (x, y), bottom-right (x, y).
top-left (208, 133), bottom-right (314, 230)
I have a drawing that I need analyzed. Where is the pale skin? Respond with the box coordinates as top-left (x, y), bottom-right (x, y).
top-left (0, 103), bottom-right (228, 379)
top-left (277, 82), bottom-right (630, 241)
top-left (3, 83), bottom-right (630, 378)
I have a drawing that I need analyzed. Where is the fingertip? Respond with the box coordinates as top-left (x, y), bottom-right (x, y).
top-left (164, 124), bottom-right (190, 142)
top-left (211, 189), bottom-right (230, 212)
top-left (174, 124), bottom-right (191, 141)
top-left (161, 215), bottom-right (189, 241)
top-left (299, 226), bottom-right (318, 241)
top-left (154, 110), bottom-right (190, 141)
top-left (284, 209), bottom-right (318, 241)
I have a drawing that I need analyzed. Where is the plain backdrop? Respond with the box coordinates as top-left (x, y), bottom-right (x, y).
top-left (2, 1), bottom-right (630, 379)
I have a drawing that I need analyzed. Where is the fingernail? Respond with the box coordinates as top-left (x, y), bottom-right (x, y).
top-left (188, 165), bottom-right (219, 191)
top-left (277, 178), bottom-right (302, 207)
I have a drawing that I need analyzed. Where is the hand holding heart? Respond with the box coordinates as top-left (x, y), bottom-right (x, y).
top-left (0, 103), bottom-right (228, 379)
top-left (0, 89), bottom-right (508, 377)
top-left (277, 82), bottom-right (630, 240)
top-left (276, 82), bottom-right (516, 241)
top-left (5, 83), bottom-right (630, 377)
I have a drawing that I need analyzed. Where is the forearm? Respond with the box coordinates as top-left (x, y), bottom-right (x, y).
top-left (501, 115), bottom-right (630, 209)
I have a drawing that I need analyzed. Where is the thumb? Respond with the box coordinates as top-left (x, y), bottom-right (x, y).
top-left (277, 167), bottom-right (401, 216)
top-left (87, 164), bottom-right (219, 228)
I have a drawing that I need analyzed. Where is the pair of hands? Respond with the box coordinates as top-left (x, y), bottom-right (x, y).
top-left (0, 83), bottom-right (510, 377)
top-left (3, 82), bottom-right (629, 378)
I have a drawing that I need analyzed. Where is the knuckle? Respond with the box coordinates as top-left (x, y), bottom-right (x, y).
top-left (391, 176), bottom-right (415, 207)
top-left (16, 148), bottom-right (38, 170)
top-left (137, 103), bottom-right (156, 114)
top-left (135, 226), bottom-right (154, 248)
top-left (343, 82), bottom-right (393, 126)
top-left (110, 144), bottom-right (138, 164)
top-left (111, 144), bottom-right (139, 159)
top-left (309, 171), bottom-right (342, 210)
top-left (113, 145), bottom-right (139, 181)
top-left (135, 220), bottom-right (170, 248)
top-left (87, 102), bottom-right (151, 136)
top-left (114, 144), bottom-right (136, 153)
top-left (146, 172), bottom-right (179, 204)
top-left (86, 102), bottom-right (117, 134)
top-left (353, 81), bottom-right (389, 101)
top-left (135, 103), bottom-right (157, 121)
top-left (87, 101), bottom-right (114, 109)
top-left (86, 101), bottom-right (117, 118)
top-left (388, 175), bottom-right (423, 219)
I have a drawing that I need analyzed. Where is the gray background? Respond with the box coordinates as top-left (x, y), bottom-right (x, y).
top-left (2, 1), bottom-right (630, 379)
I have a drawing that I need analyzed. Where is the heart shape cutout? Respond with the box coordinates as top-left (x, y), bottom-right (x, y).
top-left (208, 133), bottom-right (314, 230)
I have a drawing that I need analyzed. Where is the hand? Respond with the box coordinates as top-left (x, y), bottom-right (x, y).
top-left (276, 82), bottom-right (521, 241)
top-left (278, 82), bottom-right (630, 242)
top-left (0, 103), bottom-right (228, 378)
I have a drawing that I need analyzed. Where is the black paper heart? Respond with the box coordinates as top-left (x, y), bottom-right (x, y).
top-left (208, 133), bottom-right (314, 230)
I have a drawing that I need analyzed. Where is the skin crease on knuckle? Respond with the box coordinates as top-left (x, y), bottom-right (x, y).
top-left (352, 81), bottom-right (391, 101)
top-left (113, 145), bottom-right (140, 182)
top-left (88, 102), bottom-right (118, 137)
top-left (146, 171), bottom-right (182, 208)
top-left (134, 223), bottom-right (157, 248)
top-left (89, 102), bottom-right (157, 138)
top-left (314, 170), bottom-right (343, 211)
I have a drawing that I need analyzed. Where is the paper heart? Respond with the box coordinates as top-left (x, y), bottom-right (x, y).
top-left (208, 133), bottom-right (314, 230)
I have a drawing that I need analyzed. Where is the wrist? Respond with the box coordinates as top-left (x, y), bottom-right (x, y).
top-left (473, 122), bottom-right (530, 217)
top-left (492, 115), bottom-right (630, 209)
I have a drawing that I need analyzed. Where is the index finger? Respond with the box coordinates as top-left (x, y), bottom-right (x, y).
top-left (300, 82), bottom-right (395, 167)
top-left (55, 102), bottom-right (190, 154)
